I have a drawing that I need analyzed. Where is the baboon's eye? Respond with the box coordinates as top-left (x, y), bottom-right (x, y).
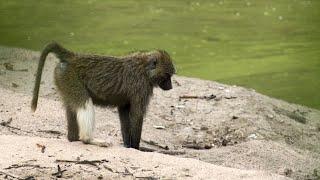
top-left (149, 58), bottom-right (157, 70)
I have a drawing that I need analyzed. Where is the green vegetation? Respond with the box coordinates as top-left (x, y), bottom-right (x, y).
top-left (0, 0), bottom-right (319, 109)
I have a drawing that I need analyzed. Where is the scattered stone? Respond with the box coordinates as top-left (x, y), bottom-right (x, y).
top-left (284, 136), bottom-right (294, 145)
top-left (232, 116), bottom-right (239, 120)
top-left (221, 139), bottom-right (228, 146)
top-left (153, 125), bottom-right (165, 130)
top-left (267, 114), bottom-right (274, 119)
top-left (12, 83), bottom-right (19, 88)
top-left (279, 168), bottom-right (293, 177)
top-left (3, 62), bottom-right (14, 71)
top-left (225, 96), bottom-right (237, 99)
top-left (248, 134), bottom-right (257, 139)
top-left (175, 105), bottom-right (185, 108)
top-left (200, 126), bottom-right (208, 131)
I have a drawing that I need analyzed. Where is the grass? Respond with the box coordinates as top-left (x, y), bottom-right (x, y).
top-left (0, 0), bottom-right (319, 109)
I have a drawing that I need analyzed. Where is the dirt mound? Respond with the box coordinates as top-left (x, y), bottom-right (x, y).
top-left (0, 46), bottom-right (319, 179)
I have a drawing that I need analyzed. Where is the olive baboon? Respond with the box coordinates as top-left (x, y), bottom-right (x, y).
top-left (31, 42), bottom-right (175, 149)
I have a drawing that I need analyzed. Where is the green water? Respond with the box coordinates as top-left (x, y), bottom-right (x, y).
top-left (0, 0), bottom-right (319, 109)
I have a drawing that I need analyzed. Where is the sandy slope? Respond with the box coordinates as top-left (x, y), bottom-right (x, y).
top-left (0, 46), bottom-right (319, 179)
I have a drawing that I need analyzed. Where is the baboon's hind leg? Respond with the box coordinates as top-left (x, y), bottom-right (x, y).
top-left (66, 106), bottom-right (79, 141)
top-left (55, 64), bottom-right (86, 142)
top-left (76, 98), bottom-right (112, 147)
top-left (76, 98), bottom-right (95, 143)
top-left (55, 64), bottom-right (111, 147)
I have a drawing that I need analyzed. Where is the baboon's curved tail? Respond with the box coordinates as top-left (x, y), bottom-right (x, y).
top-left (31, 41), bottom-right (72, 112)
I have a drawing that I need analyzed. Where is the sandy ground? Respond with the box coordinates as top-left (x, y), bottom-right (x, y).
top-left (0, 135), bottom-right (287, 180)
top-left (0, 46), bottom-right (319, 179)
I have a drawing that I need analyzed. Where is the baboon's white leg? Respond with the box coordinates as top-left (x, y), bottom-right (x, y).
top-left (77, 98), bottom-right (95, 143)
top-left (76, 98), bottom-right (112, 147)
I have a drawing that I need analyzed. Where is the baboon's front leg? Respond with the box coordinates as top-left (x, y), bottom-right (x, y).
top-left (118, 104), bottom-right (131, 147)
top-left (129, 105), bottom-right (144, 149)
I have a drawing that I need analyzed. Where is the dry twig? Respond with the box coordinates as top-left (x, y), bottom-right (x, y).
top-left (36, 143), bottom-right (46, 153)
top-left (140, 146), bottom-right (185, 155)
top-left (179, 94), bottom-right (216, 101)
top-left (0, 118), bottom-right (34, 134)
top-left (55, 159), bottom-right (109, 168)
top-left (37, 130), bottom-right (62, 135)
top-left (5, 164), bottom-right (48, 170)
top-left (52, 165), bottom-right (66, 178)
top-left (0, 118), bottom-right (13, 126)
top-left (135, 176), bottom-right (159, 180)
top-left (0, 170), bottom-right (23, 180)
top-left (103, 165), bottom-right (133, 177)
top-left (142, 139), bottom-right (169, 150)
top-left (182, 144), bottom-right (212, 150)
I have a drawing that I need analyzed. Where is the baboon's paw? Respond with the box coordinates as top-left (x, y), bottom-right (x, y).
top-left (90, 138), bottom-right (113, 147)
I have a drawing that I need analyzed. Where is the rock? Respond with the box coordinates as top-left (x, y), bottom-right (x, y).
top-left (153, 125), bottom-right (166, 130)
top-left (248, 134), bottom-right (257, 139)
top-left (11, 83), bottom-right (18, 88)
top-left (3, 62), bottom-right (14, 71)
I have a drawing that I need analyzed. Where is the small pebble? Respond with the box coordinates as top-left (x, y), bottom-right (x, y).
top-left (153, 125), bottom-right (165, 129)
top-left (248, 134), bottom-right (257, 139)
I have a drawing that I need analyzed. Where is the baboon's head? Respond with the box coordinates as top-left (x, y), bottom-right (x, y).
top-left (146, 50), bottom-right (176, 90)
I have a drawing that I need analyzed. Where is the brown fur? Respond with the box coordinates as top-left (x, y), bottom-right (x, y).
top-left (31, 41), bottom-right (175, 149)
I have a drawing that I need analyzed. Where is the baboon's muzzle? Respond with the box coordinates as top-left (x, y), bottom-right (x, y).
top-left (159, 78), bottom-right (172, 91)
